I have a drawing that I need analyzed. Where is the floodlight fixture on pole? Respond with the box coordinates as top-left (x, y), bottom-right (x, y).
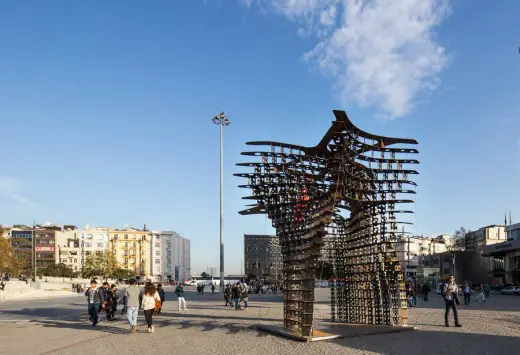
top-left (212, 111), bottom-right (230, 292)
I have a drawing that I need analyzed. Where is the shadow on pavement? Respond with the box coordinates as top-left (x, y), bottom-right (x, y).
top-left (327, 328), bottom-right (520, 355)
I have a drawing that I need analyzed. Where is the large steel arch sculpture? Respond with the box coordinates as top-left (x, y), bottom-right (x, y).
top-left (235, 110), bottom-right (419, 339)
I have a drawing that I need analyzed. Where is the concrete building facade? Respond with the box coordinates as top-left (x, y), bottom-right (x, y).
top-left (155, 231), bottom-right (190, 282)
top-left (466, 225), bottom-right (506, 252)
top-left (55, 227), bottom-right (81, 272)
top-left (506, 222), bottom-right (520, 241)
top-left (483, 236), bottom-right (520, 284)
top-left (244, 234), bottom-right (282, 281)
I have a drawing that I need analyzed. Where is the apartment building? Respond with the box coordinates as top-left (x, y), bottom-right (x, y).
top-left (150, 231), bottom-right (191, 282)
top-left (109, 229), bottom-right (151, 279)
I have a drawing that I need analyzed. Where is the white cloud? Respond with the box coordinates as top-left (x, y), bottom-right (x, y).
top-left (0, 176), bottom-right (35, 205)
top-left (241, 0), bottom-right (450, 118)
top-left (319, 5), bottom-right (336, 26)
top-left (240, 0), bottom-right (255, 7)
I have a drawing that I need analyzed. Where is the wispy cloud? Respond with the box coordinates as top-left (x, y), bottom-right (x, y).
top-left (0, 176), bottom-right (36, 205)
top-left (241, 0), bottom-right (450, 118)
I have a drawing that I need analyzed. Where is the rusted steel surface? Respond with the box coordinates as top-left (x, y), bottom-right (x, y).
top-left (235, 110), bottom-right (419, 337)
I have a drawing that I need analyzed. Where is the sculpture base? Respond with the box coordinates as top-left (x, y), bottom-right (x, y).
top-left (257, 325), bottom-right (342, 342)
top-left (257, 323), bottom-right (415, 342)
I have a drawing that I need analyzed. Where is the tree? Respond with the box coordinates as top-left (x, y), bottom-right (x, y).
top-left (41, 263), bottom-right (76, 278)
top-left (111, 268), bottom-right (134, 279)
top-left (200, 272), bottom-right (210, 278)
top-left (0, 237), bottom-right (25, 276)
top-left (447, 227), bottom-right (472, 251)
top-left (83, 251), bottom-right (118, 279)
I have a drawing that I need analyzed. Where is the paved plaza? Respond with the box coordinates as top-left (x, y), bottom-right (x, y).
top-left (0, 287), bottom-right (519, 355)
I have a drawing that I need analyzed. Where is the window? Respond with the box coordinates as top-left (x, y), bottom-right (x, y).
top-left (142, 235), bottom-right (146, 241)
top-left (155, 251), bottom-right (160, 256)
top-left (114, 234), bottom-right (118, 239)
top-left (133, 242), bottom-right (136, 247)
top-left (124, 234), bottom-right (128, 239)
top-left (124, 242), bottom-right (128, 247)
top-left (97, 243), bottom-right (103, 248)
top-left (155, 243), bottom-right (160, 248)
top-left (155, 259), bottom-right (160, 264)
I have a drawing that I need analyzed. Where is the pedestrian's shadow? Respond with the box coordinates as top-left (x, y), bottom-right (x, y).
top-left (33, 319), bottom-right (129, 334)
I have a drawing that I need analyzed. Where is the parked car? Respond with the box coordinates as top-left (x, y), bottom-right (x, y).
top-left (500, 286), bottom-right (520, 295)
top-left (492, 284), bottom-right (510, 291)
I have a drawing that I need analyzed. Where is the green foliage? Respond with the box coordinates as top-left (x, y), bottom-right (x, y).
top-left (448, 227), bottom-right (472, 251)
top-left (83, 251), bottom-right (118, 279)
top-left (0, 236), bottom-right (25, 276)
top-left (111, 268), bottom-right (134, 279)
top-left (41, 263), bottom-right (76, 278)
top-left (200, 272), bottom-right (210, 278)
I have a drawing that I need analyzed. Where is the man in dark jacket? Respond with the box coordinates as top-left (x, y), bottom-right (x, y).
top-left (156, 284), bottom-right (166, 314)
top-left (421, 283), bottom-right (431, 302)
top-left (85, 279), bottom-right (105, 328)
top-left (175, 283), bottom-right (187, 311)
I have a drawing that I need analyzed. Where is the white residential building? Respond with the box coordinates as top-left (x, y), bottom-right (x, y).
top-left (150, 231), bottom-right (190, 282)
top-left (55, 226), bottom-right (110, 273)
top-left (466, 225), bottom-right (506, 252)
top-left (396, 235), bottom-right (450, 270)
top-left (55, 227), bottom-right (81, 272)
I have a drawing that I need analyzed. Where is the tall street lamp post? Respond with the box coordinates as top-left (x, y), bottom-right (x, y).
top-left (212, 111), bottom-right (231, 292)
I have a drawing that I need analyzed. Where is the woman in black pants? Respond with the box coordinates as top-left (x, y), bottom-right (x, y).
top-left (140, 283), bottom-right (160, 333)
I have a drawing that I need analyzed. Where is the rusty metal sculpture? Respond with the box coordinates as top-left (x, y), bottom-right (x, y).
top-left (235, 110), bottom-right (419, 339)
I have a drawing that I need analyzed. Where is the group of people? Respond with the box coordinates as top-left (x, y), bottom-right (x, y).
top-left (85, 278), bottom-right (186, 333)
top-left (462, 282), bottom-right (489, 305)
top-left (405, 281), bottom-right (431, 307)
top-left (223, 279), bottom-right (249, 310)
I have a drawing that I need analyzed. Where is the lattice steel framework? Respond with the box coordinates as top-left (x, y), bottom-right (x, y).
top-left (235, 110), bottom-right (419, 337)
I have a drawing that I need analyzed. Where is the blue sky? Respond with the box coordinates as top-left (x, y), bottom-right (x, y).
top-left (1, 1), bottom-right (519, 275)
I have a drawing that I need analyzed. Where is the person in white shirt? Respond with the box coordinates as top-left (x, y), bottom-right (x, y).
top-left (140, 282), bottom-right (161, 333)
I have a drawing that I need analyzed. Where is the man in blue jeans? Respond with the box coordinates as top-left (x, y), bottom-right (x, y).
top-left (125, 279), bottom-right (141, 333)
top-left (85, 279), bottom-right (104, 328)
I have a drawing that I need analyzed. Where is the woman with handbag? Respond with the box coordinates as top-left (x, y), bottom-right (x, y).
top-left (443, 275), bottom-right (462, 328)
top-left (140, 282), bottom-right (161, 333)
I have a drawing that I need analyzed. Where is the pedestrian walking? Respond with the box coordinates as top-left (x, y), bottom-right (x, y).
top-left (421, 283), bottom-right (431, 302)
top-left (224, 285), bottom-right (233, 307)
top-left (156, 283), bottom-right (165, 314)
top-left (475, 283), bottom-right (486, 302)
top-left (212, 283), bottom-right (215, 294)
top-left (105, 284), bottom-right (118, 321)
top-left (85, 279), bottom-right (104, 328)
top-left (239, 278), bottom-right (249, 310)
top-left (443, 274), bottom-right (462, 327)
top-left (125, 278), bottom-right (141, 333)
top-left (463, 282), bottom-right (471, 306)
top-left (140, 282), bottom-right (160, 333)
top-left (483, 283), bottom-right (491, 298)
top-left (175, 283), bottom-right (188, 311)
top-left (232, 282), bottom-right (240, 310)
